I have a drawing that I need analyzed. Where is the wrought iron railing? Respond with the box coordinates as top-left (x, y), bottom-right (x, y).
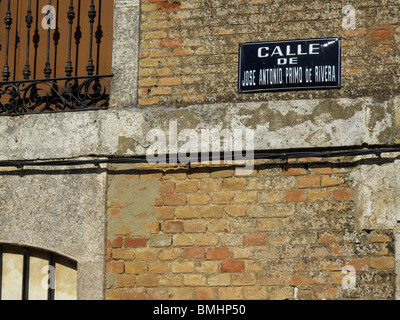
top-left (0, 0), bottom-right (113, 116)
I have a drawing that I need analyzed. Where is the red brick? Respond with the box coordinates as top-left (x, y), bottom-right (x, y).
top-left (200, 180), bottom-right (222, 191)
top-left (184, 220), bottom-right (207, 233)
top-left (308, 189), bottom-right (331, 201)
top-left (170, 288), bottom-right (194, 300)
top-left (125, 262), bottom-right (147, 274)
top-left (188, 193), bottom-right (210, 205)
top-left (346, 259), bottom-right (369, 271)
top-left (333, 188), bottom-right (353, 201)
top-left (158, 2), bottom-right (181, 11)
top-left (123, 288), bottom-right (146, 300)
top-left (206, 247), bottom-right (229, 260)
top-left (199, 206), bottom-right (223, 218)
top-left (370, 30), bottom-right (392, 38)
top-left (124, 236), bottom-right (147, 248)
top-left (164, 194), bottom-right (187, 206)
top-left (107, 236), bottom-right (123, 248)
top-left (175, 180), bottom-right (198, 193)
top-left (318, 233), bottom-right (341, 244)
top-left (244, 233), bottom-right (267, 246)
top-left (181, 275), bottom-right (205, 288)
top-left (135, 248), bottom-right (157, 261)
top-left (148, 262), bottom-right (169, 274)
top-left (221, 261), bottom-right (245, 273)
top-left (297, 176), bottom-right (320, 188)
top-left (321, 176), bottom-right (344, 187)
top-left (370, 257), bottom-right (394, 270)
top-left (207, 220), bottom-right (230, 233)
top-left (161, 221), bottom-right (184, 233)
top-left (232, 273), bottom-right (256, 286)
top-left (159, 181), bottom-right (175, 193)
top-left (289, 274), bottom-right (318, 286)
top-left (147, 288), bottom-right (170, 300)
top-left (285, 190), bottom-right (307, 202)
top-left (173, 48), bottom-right (195, 56)
top-left (106, 261), bottom-right (124, 274)
top-left (219, 287), bottom-right (243, 299)
top-left (344, 28), bottom-right (367, 37)
top-left (176, 206), bottom-right (199, 219)
top-left (136, 275), bottom-right (159, 287)
top-left (160, 38), bottom-right (182, 48)
top-left (195, 288), bottom-right (218, 300)
top-left (224, 205), bottom-right (246, 217)
top-left (223, 178), bottom-right (246, 191)
top-left (211, 192), bottom-right (234, 204)
top-left (183, 247), bottom-right (206, 259)
top-left (156, 207), bottom-right (175, 220)
top-left (158, 248), bottom-right (181, 261)
top-left (116, 274), bottom-right (136, 288)
top-left (106, 289), bottom-right (122, 300)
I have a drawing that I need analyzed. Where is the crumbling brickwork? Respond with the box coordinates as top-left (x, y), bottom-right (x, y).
top-left (2, 0), bottom-right (399, 302)
top-left (105, 158), bottom-right (395, 300)
top-left (138, 0), bottom-right (400, 106)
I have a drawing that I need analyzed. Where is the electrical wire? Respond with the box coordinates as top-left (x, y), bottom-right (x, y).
top-left (1, 146), bottom-right (400, 169)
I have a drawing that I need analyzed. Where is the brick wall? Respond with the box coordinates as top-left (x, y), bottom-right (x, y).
top-left (138, 0), bottom-right (400, 107)
top-left (105, 159), bottom-right (395, 300)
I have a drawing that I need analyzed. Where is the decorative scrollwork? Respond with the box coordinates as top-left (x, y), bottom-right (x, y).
top-left (0, 75), bottom-right (112, 116)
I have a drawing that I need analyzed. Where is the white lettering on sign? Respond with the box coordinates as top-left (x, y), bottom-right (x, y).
top-left (242, 65), bottom-right (338, 88)
top-left (305, 68), bottom-right (313, 83)
top-left (297, 44), bottom-right (308, 55)
top-left (239, 38), bottom-right (340, 92)
top-left (257, 47), bottom-right (269, 58)
top-left (242, 70), bottom-right (257, 86)
top-left (258, 68), bottom-right (283, 85)
top-left (309, 43), bottom-right (320, 54)
top-left (271, 46), bottom-right (284, 57)
top-left (315, 65), bottom-right (336, 82)
top-left (257, 44), bottom-right (321, 58)
top-left (277, 57), bottom-right (298, 65)
top-left (285, 67), bottom-right (303, 84)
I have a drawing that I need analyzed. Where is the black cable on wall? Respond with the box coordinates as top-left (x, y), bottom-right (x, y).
top-left (0, 145), bottom-right (399, 169)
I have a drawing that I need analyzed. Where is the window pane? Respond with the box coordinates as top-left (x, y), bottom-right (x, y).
top-left (2, 253), bottom-right (23, 300)
top-left (28, 256), bottom-right (49, 300)
top-left (55, 262), bottom-right (77, 300)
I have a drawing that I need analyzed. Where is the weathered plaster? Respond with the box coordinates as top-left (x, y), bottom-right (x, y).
top-left (0, 96), bottom-right (398, 161)
top-left (351, 158), bottom-right (400, 230)
top-left (107, 169), bottom-right (161, 242)
top-left (0, 165), bottom-right (108, 300)
top-left (109, 0), bottom-right (140, 108)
